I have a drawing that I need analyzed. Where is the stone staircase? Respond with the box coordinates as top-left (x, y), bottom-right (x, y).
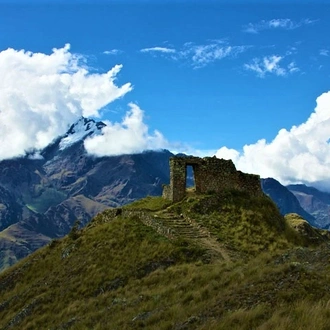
top-left (155, 215), bottom-right (208, 239)
top-left (152, 211), bottom-right (231, 262)
top-left (105, 206), bottom-right (231, 262)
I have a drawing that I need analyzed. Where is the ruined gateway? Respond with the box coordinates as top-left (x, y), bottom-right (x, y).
top-left (162, 156), bottom-right (262, 202)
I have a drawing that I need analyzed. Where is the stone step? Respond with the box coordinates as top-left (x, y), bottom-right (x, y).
top-left (159, 219), bottom-right (187, 223)
top-left (160, 218), bottom-right (194, 223)
top-left (160, 220), bottom-right (189, 224)
top-left (168, 225), bottom-right (195, 229)
top-left (153, 214), bottom-right (212, 240)
top-left (172, 228), bottom-right (197, 233)
top-left (171, 226), bottom-right (196, 230)
top-left (161, 223), bottom-right (195, 228)
top-left (171, 230), bottom-right (209, 238)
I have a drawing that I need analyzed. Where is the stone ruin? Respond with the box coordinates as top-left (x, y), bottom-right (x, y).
top-left (162, 156), bottom-right (262, 202)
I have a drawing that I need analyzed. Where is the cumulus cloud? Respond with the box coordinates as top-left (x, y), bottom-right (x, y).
top-left (216, 91), bottom-right (330, 190)
top-left (244, 55), bottom-right (299, 77)
top-left (243, 18), bottom-right (316, 33)
top-left (0, 44), bottom-right (132, 160)
top-left (84, 103), bottom-right (168, 156)
top-left (141, 40), bottom-right (249, 68)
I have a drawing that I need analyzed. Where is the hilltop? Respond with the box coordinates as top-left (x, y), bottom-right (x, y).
top-left (1, 190), bottom-right (330, 330)
top-left (0, 118), bottom-right (326, 273)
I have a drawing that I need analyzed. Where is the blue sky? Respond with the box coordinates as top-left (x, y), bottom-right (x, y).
top-left (1, 0), bottom-right (330, 189)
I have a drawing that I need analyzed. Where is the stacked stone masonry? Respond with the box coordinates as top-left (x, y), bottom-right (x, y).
top-left (162, 156), bottom-right (262, 202)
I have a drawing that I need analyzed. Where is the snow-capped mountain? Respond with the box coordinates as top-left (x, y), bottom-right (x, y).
top-left (59, 117), bottom-right (106, 150)
top-left (0, 124), bottom-right (172, 271)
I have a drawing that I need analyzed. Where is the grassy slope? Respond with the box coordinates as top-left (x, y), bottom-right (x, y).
top-left (1, 192), bottom-right (330, 329)
top-left (0, 224), bottom-right (51, 272)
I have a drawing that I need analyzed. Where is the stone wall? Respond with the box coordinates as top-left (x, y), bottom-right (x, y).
top-left (162, 156), bottom-right (262, 202)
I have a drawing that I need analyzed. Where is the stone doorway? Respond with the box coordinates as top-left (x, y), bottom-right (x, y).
top-left (186, 165), bottom-right (195, 190)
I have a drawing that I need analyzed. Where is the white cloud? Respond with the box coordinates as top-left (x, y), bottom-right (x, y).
top-left (84, 103), bottom-right (168, 156)
top-left (244, 55), bottom-right (299, 77)
top-left (288, 61), bottom-right (299, 73)
top-left (140, 47), bottom-right (176, 54)
top-left (268, 18), bottom-right (294, 29)
top-left (141, 41), bottom-right (249, 68)
top-left (183, 42), bottom-right (248, 68)
top-left (0, 44), bottom-right (132, 160)
top-left (216, 91), bottom-right (330, 190)
top-left (244, 18), bottom-right (316, 33)
top-left (103, 49), bottom-right (122, 55)
top-left (27, 151), bottom-right (44, 160)
top-left (320, 49), bottom-right (329, 56)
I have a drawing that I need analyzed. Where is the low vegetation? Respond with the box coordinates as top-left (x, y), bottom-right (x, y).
top-left (23, 186), bottom-right (67, 214)
top-left (124, 196), bottom-right (172, 211)
top-left (1, 190), bottom-right (330, 329)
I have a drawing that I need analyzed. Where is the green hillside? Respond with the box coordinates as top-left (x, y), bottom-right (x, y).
top-left (1, 191), bottom-right (330, 329)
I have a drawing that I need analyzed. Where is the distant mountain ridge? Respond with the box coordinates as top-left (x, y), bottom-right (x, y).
top-left (287, 184), bottom-right (330, 229)
top-left (261, 178), bottom-right (317, 227)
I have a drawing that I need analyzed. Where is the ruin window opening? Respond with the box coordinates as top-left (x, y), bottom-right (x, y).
top-left (186, 165), bottom-right (195, 190)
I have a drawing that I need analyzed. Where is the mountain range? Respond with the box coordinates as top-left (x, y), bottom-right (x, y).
top-left (0, 117), bottom-right (329, 271)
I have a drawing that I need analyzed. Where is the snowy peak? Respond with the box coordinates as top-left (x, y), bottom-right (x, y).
top-left (59, 117), bottom-right (106, 150)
